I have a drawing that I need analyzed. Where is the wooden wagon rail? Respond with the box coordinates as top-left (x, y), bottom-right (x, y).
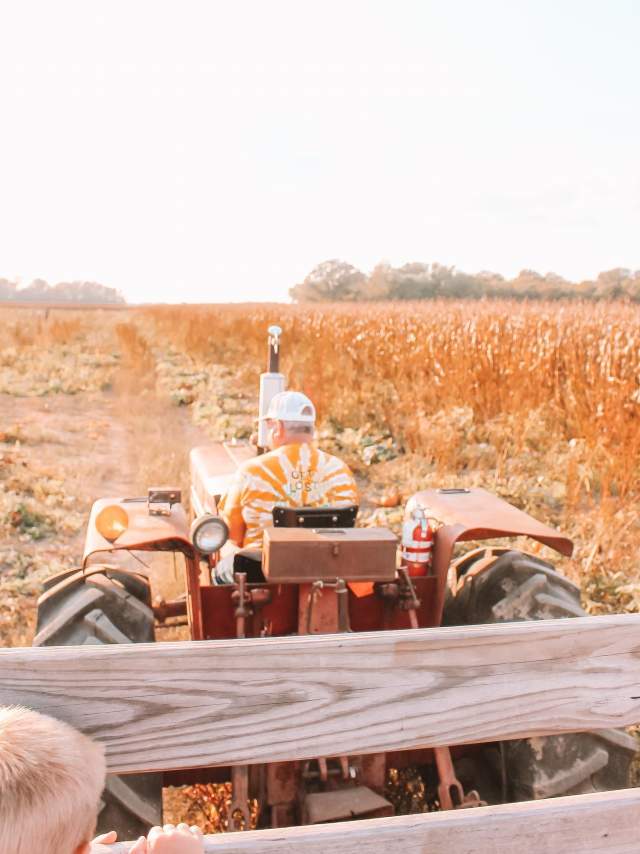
top-left (98, 789), bottom-right (640, 853)
top-left (2, 614), bottom-right (640, 851)
top-left (2, 614), bottom-right (640, 773)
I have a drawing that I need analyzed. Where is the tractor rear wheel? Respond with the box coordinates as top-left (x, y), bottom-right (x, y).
top-left (443, 548), bottom-right (637, 801)
top-left (33, 568), bottom-right (163, 838)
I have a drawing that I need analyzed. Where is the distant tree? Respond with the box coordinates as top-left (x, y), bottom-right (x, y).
top-left (595, 268), bottom-right (634, 300)
top-left (49, 281), bottom-right (125, 303)
top-left (360, 262), bottom-right (393, 300)
top-left (392, 263), bottom-right (436, 299)
top-left (544, 272), bottom-right (567, 284)
top-left (622, 271), bottom-right (640, 301)
top-left (0, 277), bottom-right (125, 304)
top-left (399, 262), bottom-right (431, 276)
top-left (575, 278), bottom-right (597, 298)
top-left (0, 279), bottom-right (19, 300)
top-left (290, 261), bottom-right (640, 303)
top-left (289, 260), bottom-right (367, 302)
top-left (446, 271), bottom-right (485, 298)
top-left (476, 270), bottom-right (504, 282)
top-left (511, 269), bottom-right (543, 291)
top-left (18, 279), bottom-right (50, 301)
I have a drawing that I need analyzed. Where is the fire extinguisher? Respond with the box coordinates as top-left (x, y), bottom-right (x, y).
top-left (401, 506), bottom-right (434, 577)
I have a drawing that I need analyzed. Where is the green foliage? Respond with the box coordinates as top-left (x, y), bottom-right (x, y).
top-left (289, 260), bottom-right (367, 302)
top-left (290, 261), bottom-right (640, 303)
top-left (8, 504), bottom-right (56, 540)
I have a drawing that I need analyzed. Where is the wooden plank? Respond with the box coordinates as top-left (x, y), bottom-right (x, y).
top-left (2, 614), bottom-right (640, 774)
top-left (92, 787), bottom-right (640, 853)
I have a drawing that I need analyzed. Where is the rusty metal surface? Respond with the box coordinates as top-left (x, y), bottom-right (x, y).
top-left (303, 786), bottom-right (393, 824)
top-left (229, 765), bottom-right (252, 830)
top-left (266, 762), bottom-right (300, 807)
top-left (203, 575), bottom-right (441, 639)
top-left (349, 576), bottom-right (439, 631)
top-left (358, 753), bottom-right (387, 794)
top-left (200, 584), bottom-right (298, 640)
top-left (190, 442), bottom-right (257, 511)
top-left (185, 552), bottom-right (204, 640)
top-left (82, 498), bottom-right (193, 567)
top-left (408, 487), bottom-right (573, 631)
top-left (263, 526), bottom-right (397, 583)
top-left (409, 488), bottom-right (573, 556)
top-left (234, 573), bottom-right (249, 638)
top-left (434, 745), bottom-right (467, 810)
top-left (299, 583), bottom-right (340, 634)
top-left (152, 597), bottom-right (188, 622)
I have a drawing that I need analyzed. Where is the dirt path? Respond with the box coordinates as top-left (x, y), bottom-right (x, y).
top-left (0, 387), bottom-right (210, 646)
top-left (2, 392), bottom-right (137, 527)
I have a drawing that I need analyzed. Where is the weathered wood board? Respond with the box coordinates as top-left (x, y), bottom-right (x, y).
top-left (93, 787), bottom-right (640, 853)
top-left (2, 614), bottom-right (640, 774)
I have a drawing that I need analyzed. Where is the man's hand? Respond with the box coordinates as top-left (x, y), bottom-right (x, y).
top-left (129, 824), bottom-right (204, 853)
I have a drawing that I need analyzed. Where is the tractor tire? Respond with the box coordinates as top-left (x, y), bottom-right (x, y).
top-left (443, 548), bottom-right (638, 802)
top-left (33, 569), bottom-right (163, 838)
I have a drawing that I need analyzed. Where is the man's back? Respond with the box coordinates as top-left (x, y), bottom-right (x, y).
top-left (219, 443), bottom-right (358, 548)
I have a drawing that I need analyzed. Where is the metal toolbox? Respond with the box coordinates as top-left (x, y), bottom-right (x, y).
top-left (262, 526), bottom-right (398, 583)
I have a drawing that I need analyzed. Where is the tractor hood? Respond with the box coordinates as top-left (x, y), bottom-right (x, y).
top-left (407, 487), bottom-right (573, 557)
top-left (190, 441), bottom-right (257, 516)
top-left (82, 498), bottom-right (194, 567)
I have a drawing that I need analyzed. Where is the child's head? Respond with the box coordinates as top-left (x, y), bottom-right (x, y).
top-left (0, 706), bottom-right (106, 854)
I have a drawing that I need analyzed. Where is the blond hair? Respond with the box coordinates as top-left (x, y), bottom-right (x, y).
top-left (0, 706), bottom-right (106, 854)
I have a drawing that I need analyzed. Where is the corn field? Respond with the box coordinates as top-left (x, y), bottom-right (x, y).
top-left (2, 299), bottom-right (640, 622)
top-left (143, 300), bottom-right (640, 497)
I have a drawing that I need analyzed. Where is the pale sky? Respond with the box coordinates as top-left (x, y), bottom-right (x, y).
top-left (1, 1), bottom-right (638, 303)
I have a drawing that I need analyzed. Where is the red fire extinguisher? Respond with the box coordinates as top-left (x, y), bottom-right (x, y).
top-left (401, 506), bottom-right (434, 577)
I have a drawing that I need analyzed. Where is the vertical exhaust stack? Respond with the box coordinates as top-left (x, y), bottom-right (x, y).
top-left (257, 325), bottom-right (286, 452)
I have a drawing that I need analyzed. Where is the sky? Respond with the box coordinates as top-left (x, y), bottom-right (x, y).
top-left (0, 0), bottom-right (638, 303)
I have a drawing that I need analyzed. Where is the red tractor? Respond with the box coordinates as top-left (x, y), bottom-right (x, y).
top-left (34, 327), bottom-right (636, 837)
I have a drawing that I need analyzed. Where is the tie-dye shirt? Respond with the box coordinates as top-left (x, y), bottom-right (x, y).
top-left (218, 443), bottom-right (358, 548)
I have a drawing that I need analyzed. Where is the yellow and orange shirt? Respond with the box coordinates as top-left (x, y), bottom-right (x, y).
top-left (218, 443), bottom-right (358, 548)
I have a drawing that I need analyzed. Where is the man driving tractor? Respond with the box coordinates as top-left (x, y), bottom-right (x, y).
top-left (215, 390), bottom-right (358, 583)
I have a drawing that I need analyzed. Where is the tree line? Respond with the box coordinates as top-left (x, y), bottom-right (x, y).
top-left (290, 260), bottom-right (640, 303)
top-left (0, 278), bottom-right (125, 304)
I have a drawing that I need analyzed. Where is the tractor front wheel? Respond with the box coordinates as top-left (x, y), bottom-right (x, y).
top-left (443, 549), bottom-right (637, 801)
top-left (33, 567), bottom-right (163, 838)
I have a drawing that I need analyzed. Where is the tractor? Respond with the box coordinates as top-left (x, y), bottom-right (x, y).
top-left (33, 326), bottom-right (636, 837)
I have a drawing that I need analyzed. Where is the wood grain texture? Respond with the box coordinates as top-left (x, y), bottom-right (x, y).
top-left (3, 614), bottom-right (640, 774)
top-left (92, 787), bottom-right (640, 853)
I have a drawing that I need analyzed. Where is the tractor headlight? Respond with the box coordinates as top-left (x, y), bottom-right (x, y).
top-left (96, 505), bottom-right (129, 543)
top-left (191, 515), bottom-right (229, 554)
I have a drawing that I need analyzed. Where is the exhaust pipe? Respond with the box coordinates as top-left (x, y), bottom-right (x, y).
top-left (257, 325), bottom-right (285, 451)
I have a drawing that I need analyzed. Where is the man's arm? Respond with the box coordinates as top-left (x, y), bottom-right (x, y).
top-left (218, 475), bottom-right (247, 547)
top-left (225, 508), bottom-right (247, 547)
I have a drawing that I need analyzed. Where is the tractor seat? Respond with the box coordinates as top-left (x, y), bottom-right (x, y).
top-left (232, 548), bottom-right (265, 582)
top-left (272, 504), bottom-right (358, 528)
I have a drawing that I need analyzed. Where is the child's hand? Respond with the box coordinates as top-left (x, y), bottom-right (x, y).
top-left (92, 831), bottom-right (118, 845)
top-left (131, 824), bottom-right (204, 853)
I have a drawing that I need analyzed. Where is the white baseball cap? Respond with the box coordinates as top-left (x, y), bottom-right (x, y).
top-left (261, 391), bottom-right (316, 423)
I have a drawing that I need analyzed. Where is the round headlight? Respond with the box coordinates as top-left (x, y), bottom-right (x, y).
top-left (191, 515), bottom-right (229, 554)
top-left (96, 505), bottom-right (129, 543)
